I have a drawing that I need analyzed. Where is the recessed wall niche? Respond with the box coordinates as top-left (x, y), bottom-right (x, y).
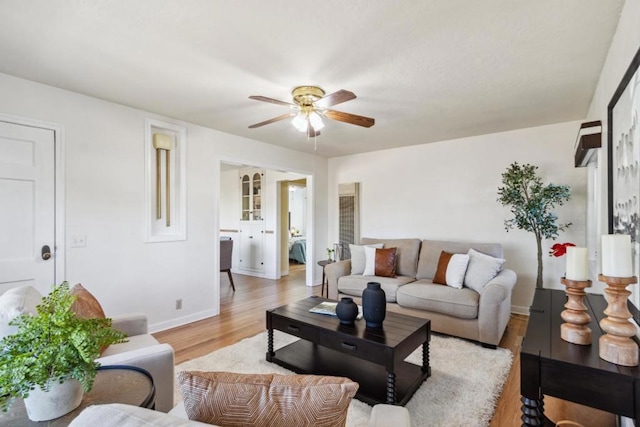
top-left (144, 118), bottom-right (187, 242)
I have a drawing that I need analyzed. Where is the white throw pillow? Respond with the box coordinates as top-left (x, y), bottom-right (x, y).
top-left (445, 254), bottom-right (470, 289)
top-left (363, 246), bottom-right (377, 276)
top-left (464, 248), bottom-right (505, 293)
top-left (350, 243), bottom-right (384, 275)
top-left (0, 285), bottom-right (42, 340)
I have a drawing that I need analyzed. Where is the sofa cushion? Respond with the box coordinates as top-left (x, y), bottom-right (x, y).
top-left (350, 243), bottom-right (384, 275)
top-left (99, 334), bottom-right (160, 358)
top-left (361, 238), bottom-right (421, 278)
top-left (416, 240), bottom-right (503, 280)
top-left (177, 371), bottom-right (358, 427)
top-left (396, 280), bottom-right (479, 319)
top-left (338, 275), bottom-right (414, 302)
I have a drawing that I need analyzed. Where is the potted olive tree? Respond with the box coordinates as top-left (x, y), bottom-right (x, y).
top-left (0, 282), bottom-right (126, 421)
top-left (497, 162), bottom-right (572, 288)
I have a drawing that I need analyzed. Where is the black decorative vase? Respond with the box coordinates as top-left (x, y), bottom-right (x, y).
top-left (362, 282), bottom-right (386, 328)
top-left (336, 297), bottom-right (359, 326)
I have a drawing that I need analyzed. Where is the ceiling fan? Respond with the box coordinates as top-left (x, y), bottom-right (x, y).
top-left (248, 86), bottom-right (375, 138)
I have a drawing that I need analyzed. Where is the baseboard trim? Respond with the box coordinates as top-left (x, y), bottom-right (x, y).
top-left (511, 305), bottom-right (530, 316)
top-left (149, 309), bottom-right (217, 333)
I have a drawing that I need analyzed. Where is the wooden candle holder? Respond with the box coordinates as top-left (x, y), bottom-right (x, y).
top-left (560, 277), bottom-right (592, 345)
top-left (598, 274), bottom-right (638, 366)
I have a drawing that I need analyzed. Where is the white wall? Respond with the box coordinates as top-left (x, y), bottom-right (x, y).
top-left (328, 121), bottom-right (587, 313)
top-left (0, 72), bottom-right (328, 332)
top-left (586, 0), bottom-right (640, 300)
top-left (289, 185), bottom-right (307, 235)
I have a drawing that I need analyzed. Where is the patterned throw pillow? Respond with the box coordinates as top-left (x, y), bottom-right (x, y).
top-left (178, 371), bottom-right (358, 427)
top-left (70, 283), bottom-right (106, 319)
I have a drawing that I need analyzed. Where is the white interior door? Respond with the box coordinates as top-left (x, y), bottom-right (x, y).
top-left (0, 121), bottom-right (55, 294)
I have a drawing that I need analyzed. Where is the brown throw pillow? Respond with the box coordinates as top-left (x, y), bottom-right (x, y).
top-left (433, 251), bottom-right (454, 285)
top-left (375, 247), bottom-right (397, 278)
top-left (70, 283), bottom-right (106, 319)
top-left (178, 371), bottom-right (358, 427)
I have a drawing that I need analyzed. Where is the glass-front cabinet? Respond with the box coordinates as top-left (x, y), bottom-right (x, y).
top-left (241, 171), bottom-right (263, 221)
top-left (239, 169), bottom-right (265, 273)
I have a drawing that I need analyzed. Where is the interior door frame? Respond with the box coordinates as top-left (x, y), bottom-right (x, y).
top-left (0, 113), bottom-right (66, 286)
top-left (216, 156), bottom-right (315, 285)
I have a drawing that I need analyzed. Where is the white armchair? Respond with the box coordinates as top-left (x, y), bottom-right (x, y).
top-left (0, 286), bottom-right (176, 413)
top-left (97, 313), bottom-right (175, 413)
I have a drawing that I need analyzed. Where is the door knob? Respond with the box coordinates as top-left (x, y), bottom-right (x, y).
top-left (41, 245), bottom-right (52, 261)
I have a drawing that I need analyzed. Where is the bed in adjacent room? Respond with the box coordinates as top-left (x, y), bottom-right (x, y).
top-left (288, 237), bottom-right (306, 264)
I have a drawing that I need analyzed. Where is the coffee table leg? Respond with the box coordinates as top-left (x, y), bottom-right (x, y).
top-left (422, 341), bottom-right (430, 375)
top-left (386, 372), bottom-right (397, 404)
top-left (267, 327), bottom-right (274, 362)
top-left (520, 395), bottom-right (545, 427)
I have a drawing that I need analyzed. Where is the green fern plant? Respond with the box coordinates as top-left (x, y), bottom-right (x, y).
top-left (0, 282), bottom-right (127, 411)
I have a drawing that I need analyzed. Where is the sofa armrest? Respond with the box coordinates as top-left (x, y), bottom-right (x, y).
top-left (480, 269), bottom-right (516, 302)
top-left (369, 404), bottom-right (411, 427)
top-left (111, 313), bottom-right (148, 336)
top-left (477, 269), bottom-right (517, 346)
top-left (325, 260), bottom-right (351, 300)
top-left (70, 403), bottom-right (210, 426)
top-left (97, 343), bottom-right (175, 413)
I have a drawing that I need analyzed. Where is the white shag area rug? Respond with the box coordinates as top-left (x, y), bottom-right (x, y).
top-left (175, 331), bottom-right (513, 427)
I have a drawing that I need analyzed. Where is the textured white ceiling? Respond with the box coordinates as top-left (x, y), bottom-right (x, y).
top-left (0, 0), bottom-right (625, 157)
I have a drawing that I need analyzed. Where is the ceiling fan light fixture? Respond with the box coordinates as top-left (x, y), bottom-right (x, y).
top-left (308, 111), bottom-right (324, 131)
top-left (292, 112), bottom-right (308, 132)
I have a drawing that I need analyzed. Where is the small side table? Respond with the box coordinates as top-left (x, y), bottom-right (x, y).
top-left (0, 365), bottom-right (156, 426)
top-left (317, 259), bottom-right (333, 298)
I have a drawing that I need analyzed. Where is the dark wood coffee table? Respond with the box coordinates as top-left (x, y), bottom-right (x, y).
top-left (266, 296), bottom-right (431, 406)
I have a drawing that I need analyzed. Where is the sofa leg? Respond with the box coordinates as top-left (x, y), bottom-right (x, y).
top-left (481, 343), bottom-right (497, 350)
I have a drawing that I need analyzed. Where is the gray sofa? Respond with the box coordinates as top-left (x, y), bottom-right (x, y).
top-left (326, 238), bottom-right (517, 347)
top-left (70, 402), bottom-right (412, 426)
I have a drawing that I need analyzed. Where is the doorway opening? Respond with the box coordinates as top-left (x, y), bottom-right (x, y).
top-left (219, 161), bottom-right (313, 294)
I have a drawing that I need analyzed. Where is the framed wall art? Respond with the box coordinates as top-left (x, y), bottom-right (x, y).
top-left (608, 45), bottom-right (640, 314)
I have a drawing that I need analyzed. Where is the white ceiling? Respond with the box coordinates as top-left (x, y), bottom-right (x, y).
top-left (0, 0), bottom-right (625, 158)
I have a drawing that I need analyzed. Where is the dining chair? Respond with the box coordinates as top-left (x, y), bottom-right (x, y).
top-left (220, 237), bottom-right (235, 291)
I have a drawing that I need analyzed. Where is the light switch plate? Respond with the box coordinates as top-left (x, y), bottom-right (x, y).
top-left (71, 235), bottom-right (87, 248)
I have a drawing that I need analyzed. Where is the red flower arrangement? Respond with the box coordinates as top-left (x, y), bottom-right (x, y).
top-left (549, 242), bottom-right (575, 257)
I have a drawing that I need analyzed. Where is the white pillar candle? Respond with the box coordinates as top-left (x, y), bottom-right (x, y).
top-left (566, 246), bottom-right (589, 281)
top-left (602, 234), bottom-right (633, 277)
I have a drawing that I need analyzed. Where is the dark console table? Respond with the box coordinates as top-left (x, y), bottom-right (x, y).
top-left (520, 288), bottom-right (640, 426)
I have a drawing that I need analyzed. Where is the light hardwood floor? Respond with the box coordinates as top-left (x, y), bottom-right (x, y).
top-left (154, 264), bottom-right (615, 427)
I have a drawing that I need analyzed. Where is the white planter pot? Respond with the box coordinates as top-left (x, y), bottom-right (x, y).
top-left (23, 378), bottom-right (83, 421)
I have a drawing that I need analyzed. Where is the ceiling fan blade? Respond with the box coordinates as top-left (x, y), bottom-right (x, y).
top-left (324, 109), bottom-right (375, 128)
top-left (248, 113), bottom-right (295, 128)
top-left (249, 95), bottom-right (295, 107)
top-left (314, 90), bottom-right (356, 108)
